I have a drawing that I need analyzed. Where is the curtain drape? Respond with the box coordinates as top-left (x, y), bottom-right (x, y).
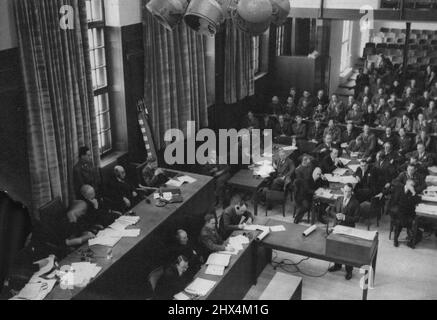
top-left (224, 20), bottom-right (255, 105)
top-left (14, 0), bottom-right (99, 214)
top-left (143, 0), bottom-right (208, 149)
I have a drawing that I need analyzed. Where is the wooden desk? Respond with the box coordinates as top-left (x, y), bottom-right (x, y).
top-left (260, 220), bottom-right (378, 300)
top-left (45, 171), bottom-right (215, 300)
top-left (191, 231), bottom-right (271, 300)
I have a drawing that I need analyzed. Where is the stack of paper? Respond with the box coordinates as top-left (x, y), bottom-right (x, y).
top-left (332, 225), bottom-right (377, 241)
top-left (324, 174), bottom-right (358, 185)
top-left (185, 278), bottom-right (216, 296)
top-left (205, 265), bottom-right (225, 276)
top-left (348, 164), bottom-right (360, 173)
top-left (426, 175), bottom-right (437, 186)
top-left (333, 168), bottom-right (348, 176)
top-left (166, 179), bottom-right (185, 188)
top-left (109, 216), bottom-right (140, 231)
top-left (11, 277), bottom-right (57, 300)
top-left (206, 253), bottom-right (231, 267)
top-left (97, 228), bottom-right (140, 238)
top-left (174, 292), bottom-right (191, 300)
top-left (58, 262), bottom-right (102, 288)
top-left (315, 188), bottom-right (333, 199)
top-left (177, 175), bottom-right (197, 184)
top-left (416, 203), bottom-right (437, 216)
top-left (428, 166), bottom-right (437, 175)
top-left (88, 235), bottom-right (121, 247)
top-left (270, 225), bottom-right (286, 232)
top-left (338, 158), bottom-right (352, 166)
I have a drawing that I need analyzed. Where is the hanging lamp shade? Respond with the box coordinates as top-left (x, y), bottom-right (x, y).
top-left (232, 0), bottom-right (273, 36)
top-left (184, 0), bottom-right (226, 36)
top-left (270, 0), bottom-right (290, 26)
top-left (146, 0), bottom-right (190, 31)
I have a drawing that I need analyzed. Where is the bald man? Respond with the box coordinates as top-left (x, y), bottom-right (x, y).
top-left (169, 229), bottom-right (202, 278)
top-left (107, 165), bottom-right (138, 212)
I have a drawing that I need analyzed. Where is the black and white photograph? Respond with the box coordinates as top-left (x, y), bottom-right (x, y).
top-left (1, 0), bottom-right (437, 303)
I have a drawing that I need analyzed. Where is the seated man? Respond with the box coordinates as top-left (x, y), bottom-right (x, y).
top-left (341, 122), bottom-right (357, 147)
top-left (154, 255), bottom-right (190, 300)
top-left (405, 142), bottom-right (434, 176)
top-left (73, 146), bottom-right (100, 197)
top-left (378, 127), bottom-right (399, 151)
top-left (392, 163), bottom-right (427, 194)
top-left (291, 115), bottom-right (307, 140)
top-left (328, 184), bottom-right (360, 280)
top-left (345, 103), bottom-right (363, 126)
top-left (242, 111), bottom-right (260, 130)
top-left (323, 120), bottom-right (342, 146)
top-left (169, 230), bottom-right (202, 278)
top-left (140, 159), bottom-right (168, 188)
top-left (320, 148), bottom-right (345, 174)
top-left (261, 115), bottom-right (275, 133)
top-left (270, 150), bottom-right (295, 191)
top-left (107, 166), bottom-right (138, 212)
top-left (397, 127), bottom-right (412, 156)
top-left (347, 136), bottom-right (366, 156)
top-left (79, 185), bottom-right (120, 234)
top-left (294, 167), bottom-right (329, 224)
top-left (307, 119), bottom-right (325, 144)
top-left (391, 180), bottom-right (421, 249)
top-left (219, 202), bottom-right (254, 239)
top-left (199, 214), bottom-right (232, 256)
top-left (376, 110), bottom-right (397, 129)
top-left (274, 115), bottom-right (292, 138)
top-left (312, 104), bottom-right (327, 122)
top-left (313, 134), bottom-right (335, 160)
top-left (269, 96), bottom-right (284, 115)
top-left (357, 125), bottom-right (377, 159)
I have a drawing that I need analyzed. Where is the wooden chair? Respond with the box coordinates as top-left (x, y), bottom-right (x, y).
top-left (265, 181), bottom-right (291, 217)
top-left (147, 266), bottom-right (164, 299)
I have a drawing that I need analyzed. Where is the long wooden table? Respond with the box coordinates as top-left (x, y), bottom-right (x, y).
top-left (260, 220), bottom-right (378, 301)
top-left (44, 170), bottom-right (215, 300)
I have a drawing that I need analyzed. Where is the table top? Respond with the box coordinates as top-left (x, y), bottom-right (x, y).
top-left (44, 170), bottom-right (213, 300)
top-left (261, 219), bottom-right (378, 267)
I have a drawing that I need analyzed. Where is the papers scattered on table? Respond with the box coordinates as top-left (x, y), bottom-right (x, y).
top-left (332, 225), bottom-right (377, 241)
top-left (185, 278), bottom-right (216, 296)
top-left (12, 278), bottom-right (56, 300)
top-left (109, 215), bottom-right (140, 231)
top-left (338, 158), bottom-right (352, 166)
top-left (89, 216), bottom-right (141, 247)
top-left (416, 203), bottom-right (437, 216)
top-left (33, 255), bottom-right (56, 278)
top-left (324, 174), bottom-right (358, 185)
top-left (243, 224), bottom-right (270, 241)
top-left (315, 188), bottom-right (341, 200)
top-left (88, 235), bottom-right (121, 247)
top-left (58, 262), bottom-right (102, 289)
top-left (333, 168), bottom-right (349, 176)
top-left (270, 225), bottom-right (286, 232)
top-left (205, 265), bottom-right (225, 276)
top-left (206, 253), bottom-right (231, 267)
top-left (340, 143), bottom-right (349, 149)
top-left (177, 175), bottom-right (197, 184)
top-left (428, 166), bottom-right (437, 175)
top-left (348, 164), bottom-right (360, 173)
top-left (174, 292), bottom-right (191, 300)
top-left (426, 175), bottom-right (437, 186)
top-left (282, 146), bottom-right (298, 151)
top-left (166, 179), bottom-right (185, 188)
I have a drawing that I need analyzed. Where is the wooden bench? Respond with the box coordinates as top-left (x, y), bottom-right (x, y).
top-left (259, 272), bottom-right (302, 300)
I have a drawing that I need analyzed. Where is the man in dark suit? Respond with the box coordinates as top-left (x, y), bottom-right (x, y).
top-left (219, 202), bottom-right (254, 239)
top-left (270, 150), bottom-right (295, 191)
top-left (199, 214), bottom-right (230, 256)
top-left (107, 166), bottom-right (138, 212)
top-left (242, 111), bottom-right (260, 130)
top-left (269, 96), bottom-right (284, 115)
top-left (313, 134), bottom-right (335, 161)
top-left (169, 230), bottom-right (202, 278)
top-left (321, 148), bottom-right (345, 174)
top-left (291, 115), bottom-right (307, 140)
top-left (357, 125), bottom-right (377, 159)
top-left (295, 155), bottom-right (314, 182)
top-left (341, 122), bottom-right (357, 147)
top-left (274, 115), bottom-right (292, 138)
top-left (155, 255), bottom-right (190, 300)
top-left (405, 143), bottom-right (434, 176)
top-left (73, 146), bottom-right (100, 197)
top-left (328, 184), bottom-right (360, 280)
top-left (397, 127), bottom-right (412, 156)
top-left (307, 119), bottom-right (325, 144)
top-left (392, 163), bottom-right (427, 194)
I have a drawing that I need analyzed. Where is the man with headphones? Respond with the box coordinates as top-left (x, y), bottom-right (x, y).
top-left (219, 202), bottom-right (254, 239)
top-left (328, 183), bottom-right (361, 280)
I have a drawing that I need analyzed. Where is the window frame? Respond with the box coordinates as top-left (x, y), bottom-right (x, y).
top-left (340, 20), bottom-right (353, 73)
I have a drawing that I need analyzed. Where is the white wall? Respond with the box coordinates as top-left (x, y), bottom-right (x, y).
top-left (0, 0), bottom-right (18, 50)
top-left (105, 0), bottom-right (142, 27)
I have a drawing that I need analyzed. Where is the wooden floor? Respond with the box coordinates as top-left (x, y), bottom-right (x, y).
top-left (219, 196), bottom-right (437, 300)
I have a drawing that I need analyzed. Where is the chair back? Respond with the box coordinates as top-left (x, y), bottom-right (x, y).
top-left (148, 266), bottom-right (164, 293)
top-left (266, 190), bottom-right (285, 202)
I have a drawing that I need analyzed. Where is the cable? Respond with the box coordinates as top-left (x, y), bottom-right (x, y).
top-left (270, 250), bottom-right (333, 278)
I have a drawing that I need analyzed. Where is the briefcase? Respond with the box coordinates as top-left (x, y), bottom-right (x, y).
top-left (326, 233), bottom-right (377, 265)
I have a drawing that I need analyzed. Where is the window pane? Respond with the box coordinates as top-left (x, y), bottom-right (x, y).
top-left (86, 0), bottom-right (92, 22)
top-left (91, 0), bottom-right (103, 22)
top-left (95, 67), bottom-right (107, 89)
top-left (94, 48), bottom-right (106, 68)
top-left (93, 28), bottom-right (105, 48)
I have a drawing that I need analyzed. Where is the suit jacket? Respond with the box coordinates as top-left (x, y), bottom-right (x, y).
top-left (392, 171), bottom-right (427, 194)
top-left (398, 136), bottom-right (412, 154)
top-left (155, 265), bottom-right (189, 300)
top-left (274, 122), bottom-right (292, 137)
top-left (323, 127), bottom-right (342, 144)
top-left (405, 151), bottom-right (434, 170)
top-left (107, 177), bottom-right (135, 211)
top-left (341, 129), bottom-right (357, 144)
top-left (307, 125), bottom-right (325, 142)
top-left (73, 160), bottom-right (99, 196)
top-left (295, 164), bottom-right (314, 183)
top-left (219, 206), bottom-right (254, 238)
top-left (274, 157), bottom-right (295, 179)
top-left (243, 116), bottom-right (260, 129)
top-left (358, 133), bottom-right (376, 157)
top-left (333, 196), bottom-right (360, 228)
top-left (321, 155), bottom-right (344, 174)
top-left (354, 166), bottom-right (378, 194)
top-left (199, 225), bottom-right (226, 254)
top-left (292, 123), bottom-right (307, 139)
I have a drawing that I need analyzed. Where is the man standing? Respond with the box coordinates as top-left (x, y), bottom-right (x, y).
top-left (328, 184), bottom-right (360, 280)
top-left (73, 146), bottom-right (100, 197)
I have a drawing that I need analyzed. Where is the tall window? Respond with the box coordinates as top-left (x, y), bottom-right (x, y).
top-left (276, 25), bottom-right (285, 56)
top-left (86, 0), bottom-right (112, 156)
top-left (252, 36), bottom-right (261, 76)
top-left (340, 20), bottom-right (353, 73)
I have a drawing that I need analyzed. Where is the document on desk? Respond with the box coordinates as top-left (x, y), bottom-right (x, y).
top-left (348, 164), bottom-right (360, 173)
top-left (206, 253), bottom-right (231, 267)
top-left (416, 203), bottom-right (437, 216)
top-left (426, 175), bottom-right (437, 186)
top-left (185, 278), bottom-right (216, 296)
top-left (338, 158), bottom-right (352, 166)
top-left (174, 292), bottom-right (192, 300)
top-left (270, 225), bottom-right (286, 232)
top-left (177, 175), bottom-right (197, 184)
top-left (166, 179), bottom-right (185, 188)
top-left (88, 235), bottom-right (121, 247)
top-left (332, 225), bottom-right (377, 241)
top-left (315, 188), bottom-right (332, 199)
top-left (205, 264), bottom-right (225, 276)
top-left (333, 168), bottom-right (349, 176)
top-left (428, 166), bottom-right (437, 175)
top-left (12, 277), bottom-right (57, 300)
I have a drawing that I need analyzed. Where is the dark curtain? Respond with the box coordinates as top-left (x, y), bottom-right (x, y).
top-left (14, 0), bottom-right (99, 214)
top-left (224, 20), bottom-right (255, 105)
top-left (143, 0), bottom-right (208, 149)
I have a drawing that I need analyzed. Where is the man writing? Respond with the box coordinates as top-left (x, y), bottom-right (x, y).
top-left (219, 202), bottom-right (254, 239)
